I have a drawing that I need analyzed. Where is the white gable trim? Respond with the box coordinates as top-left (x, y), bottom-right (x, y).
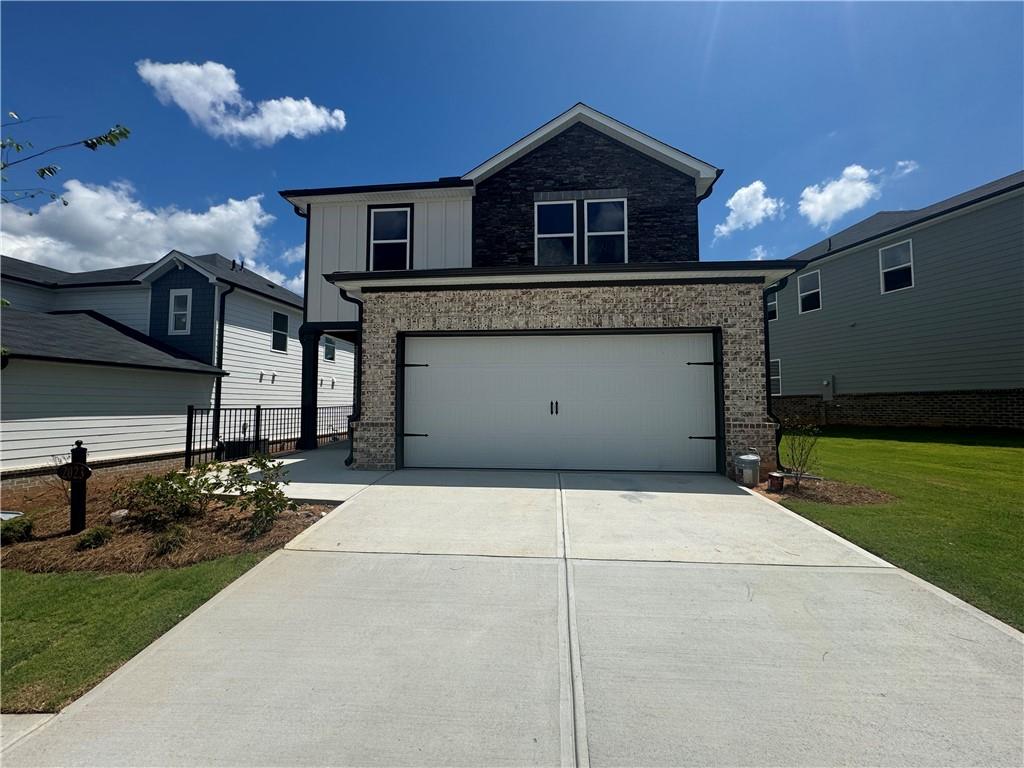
top-left (462, 103), bottom-right (722, 197)
top-left (136, 250), bottom-right (219, 284)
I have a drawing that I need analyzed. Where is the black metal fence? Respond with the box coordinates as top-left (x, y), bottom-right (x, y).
top-left (184, 405), bottom-right (352, 468)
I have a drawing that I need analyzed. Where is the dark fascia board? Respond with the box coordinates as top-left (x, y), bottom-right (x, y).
top-left (325, 260), bottom-right (808, 284)
top-left (3, 353), bottom-right (226, 377)
top-left (2, 273), bottom-right (138, 289)
top-left (279, 179), bottom-right (474, 200)
top-left (797, 178), bottom-right (1024, 266)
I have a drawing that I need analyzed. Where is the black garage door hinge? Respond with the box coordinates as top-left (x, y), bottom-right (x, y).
top-left (403, 433), bottom-right (429, 437)
top-left (688, 435), bottom-right (718, 440)
top-left (403, 363), bottom-right (429, 368)
top-left (686, 361), bottom-right (717, 366)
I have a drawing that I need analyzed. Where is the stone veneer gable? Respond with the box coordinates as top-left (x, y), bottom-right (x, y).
top-left (351, 282), bottom-right (777, 474)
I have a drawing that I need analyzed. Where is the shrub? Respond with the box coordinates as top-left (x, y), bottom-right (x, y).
top-left (113, 465), bottom-right (222, 531)
top-left (151, 523), bottom-right (190, 556)
top-left (75, 526), bottom-right (114, 551)
top-left (1, 516), bottom-right (33, 545)
top-left (782, 423), bottom-right (821, 490)
top-left (221, 454), bottom-right (297, 540)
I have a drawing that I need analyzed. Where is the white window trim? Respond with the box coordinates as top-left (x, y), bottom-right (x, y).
top-left (766, 292), bottom-right (778, 321)
top-left (324, 336), bottom-right (336, 363)
top-left (534, 201), bottom-right (577, 266)
top-left (271, 311), bottom-right (289, 354)
top-left (583, 198), bottom-right (628, 264)
top-left (798, 270), bottom-right (822, 315)
top-left (770, 359), bottom-right (782, 396)
top-left (167, 288), bottom-right (192, 335)
top-left (879, 239), bottom-right (915, 294)
top-left (370, 207), bottom-right (411, 271)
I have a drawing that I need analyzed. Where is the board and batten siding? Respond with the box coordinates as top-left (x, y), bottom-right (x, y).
top-left (1, 281), bottom-right (55, 312)
top-left (53, 286), bottom-right (152, 333)
top-left (769, 192), bottom-right (1024, 396)
top-left (219, 290), bottom-right (354, 408)
top-left (0, 359), bottom-right (215, 470)
top-left (306, 195), bottom-right (473, 323)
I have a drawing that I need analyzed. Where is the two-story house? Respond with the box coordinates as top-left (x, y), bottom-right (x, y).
top-left (281, 104), bottom-right (801, 474)
top-left (1, 250), bottom-right (354, 471)
top-left (768, 171), bottom-right (1024, 430)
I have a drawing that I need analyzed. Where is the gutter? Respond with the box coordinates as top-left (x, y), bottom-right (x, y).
top-left (763, 277), bottom-right (789, 472)
top-left (336, 287), bottom-right (364, 467)
top-left (212, 285), bottom-right (236, 441)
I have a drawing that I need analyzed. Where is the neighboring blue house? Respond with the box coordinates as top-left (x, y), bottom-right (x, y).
top-left (1, 250), bottom-right (354, 471)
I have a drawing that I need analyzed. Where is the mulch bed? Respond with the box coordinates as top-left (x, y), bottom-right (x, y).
top-left (1, 471), bottom-right (331, 574)
top-left (759, 477), bottom-right (896, 506)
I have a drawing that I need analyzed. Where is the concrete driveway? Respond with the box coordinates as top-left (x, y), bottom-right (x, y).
top-left (6, 469), bottom-right (1022, 767)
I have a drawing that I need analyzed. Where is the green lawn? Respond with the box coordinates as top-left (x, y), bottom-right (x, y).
top-left (779, 428), bottom-right (1024, 630)
top-left (1, 553), bottom-right (266, 713)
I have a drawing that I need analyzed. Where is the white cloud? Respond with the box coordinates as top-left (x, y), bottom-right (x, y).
top-left (798, 165), bottom-right (881, 230)
top-left (894, 160), bottom-right (920, 178)
top-left (0, 180), bottom-right (305, 295)
top-left (136, 59), bottom-right (346, 146)
top-left (281, 243), bottom-right (305, 264)
top-left (713, 180), bottom-right (784, 239)
top-left (750, 245), bottom-right (769, 260)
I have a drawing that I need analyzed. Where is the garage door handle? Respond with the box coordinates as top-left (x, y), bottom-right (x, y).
top-left (555, 400), bottom-right (559, 415)
top-left (550, 401), bottom-right (554, 415)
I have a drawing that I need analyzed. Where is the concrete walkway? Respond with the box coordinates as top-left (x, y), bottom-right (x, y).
top-left (6, 469), bottom-right (1022, 767)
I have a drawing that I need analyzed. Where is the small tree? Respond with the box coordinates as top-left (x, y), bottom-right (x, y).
top-left (782, 423), bottom-right (821, 490)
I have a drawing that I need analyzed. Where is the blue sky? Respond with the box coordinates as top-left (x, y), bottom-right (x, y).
top-left (2, 2), bottom-right (1021, 290)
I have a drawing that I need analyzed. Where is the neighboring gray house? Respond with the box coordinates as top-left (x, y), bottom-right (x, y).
top-left (281, 103), bottom-right (801, 474)
top-left (1, 250), bottom-right (354, 471)
top-left (768, 171), bottom-right (1024, 430)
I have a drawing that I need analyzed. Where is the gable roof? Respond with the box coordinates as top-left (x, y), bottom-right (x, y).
top-left (1, 308), bottom-right (224, 375)
top-left (461, 103), bottom-right (723, 199)
top-left (1, 251), bottom-right (303, 310)
top-left (790, 170), bottom-right (1024, 262)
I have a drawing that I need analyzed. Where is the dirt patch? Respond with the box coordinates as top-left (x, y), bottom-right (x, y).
top-left (1, 472), bottom-right (332, 573)
top-left (759, 477), bottom-right (896, 506)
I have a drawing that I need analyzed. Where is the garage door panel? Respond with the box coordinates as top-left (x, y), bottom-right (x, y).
top-left (403, 334), bottom-right (718, 471)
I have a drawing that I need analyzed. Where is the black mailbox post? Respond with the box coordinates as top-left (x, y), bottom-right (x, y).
top-left (57, 441), bottom-right (92, 534)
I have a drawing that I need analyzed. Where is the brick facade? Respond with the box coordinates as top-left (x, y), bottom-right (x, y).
top-left (772, 389), bottom-right (1024, 430)
top-left (472, 123), bottom-right (699, 267)
top-left (350, 281), bottom-right (777, 474)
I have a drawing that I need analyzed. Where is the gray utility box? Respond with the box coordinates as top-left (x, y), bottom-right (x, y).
top-left (734, 450), bottom-right (761, 487)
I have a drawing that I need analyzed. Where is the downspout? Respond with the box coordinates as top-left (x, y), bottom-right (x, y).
top-left (764, 276), bottom-right (789, 472)
top-left (337, 287), bottom-right (364, 467)
top-left (212, 284), bottom-right (236, 447)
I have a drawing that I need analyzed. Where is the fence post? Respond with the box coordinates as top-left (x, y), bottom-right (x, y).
top-left (184, 405), bottom-right (195, 469)
top-left (253, 405), bottom-right (262, 456)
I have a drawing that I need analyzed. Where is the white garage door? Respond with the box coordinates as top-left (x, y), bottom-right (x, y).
top-left (402, 334), bottom-right (718, 471)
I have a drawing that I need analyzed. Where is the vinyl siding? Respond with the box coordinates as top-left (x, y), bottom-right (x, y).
top-left (219, 290), bottom-right (354, 408)
top-left (307, 197), bottom-right (472, 323)
top-left (0, 359), bottom-right (215, 470)
top-left (768, 192), bottom-right (1024, 395)
top-left (1, 280), bottom-right (55, 312)
top-left (53, 286), bottom-right (151, 332)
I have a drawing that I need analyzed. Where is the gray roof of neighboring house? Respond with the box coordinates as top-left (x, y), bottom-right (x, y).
top-left (1, 308), bottom-right (225, 375)
top-left (0, 251), bottom-right (303, 309)
top-left (790, 170), bottom-right (1024, 262)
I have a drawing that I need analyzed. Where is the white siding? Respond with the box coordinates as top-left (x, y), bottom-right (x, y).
top-left (53, 286), bottom-right (151, 332)
top-left (0, 359), bottom-right (215, 470)
top-left (1, 280), bottom-right (55, 312)
top-left (219, 291), bottom-right (353, 408)
top-left (307, 197), bottom-right (473, 323)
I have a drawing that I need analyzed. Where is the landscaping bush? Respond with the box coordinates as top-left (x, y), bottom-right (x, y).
top-left (782, 422), bottom-right (821, 490)
top-left (221, 454), bottom-right (297, 539)
top-left (1, 516), bottom-right (33, 545)
top-left (112, 465), bottom-right (221, 531)
top-left (75, 526), bottom-right (114, 551)
top-left (151, 523), bottom-right (190, 556)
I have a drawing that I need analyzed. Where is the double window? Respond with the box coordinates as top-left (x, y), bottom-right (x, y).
top-left (798, 271), bottom-right (822, 314)
top-left (534, 198), bottom-right (627, 266)
top-left (769, 360), bottom-right (782, 396)
top-left (168, 289), bottom-right (192, 335)
top-left (879, 240), bottom-right (914, 293)
top-left (272, 311), bottom-right (288, 352)
top-left (324, 336), bottom-right (336, 362)
top-left (369, 207), bottom-right (411, 271)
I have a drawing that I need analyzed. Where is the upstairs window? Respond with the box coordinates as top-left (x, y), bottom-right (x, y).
top-left (272, 311), bottom-right (288, 352)
top-left (168, 289), bottom-right (192, 335)
top-left (766, 292), bottom-right (778, 321)
top-left (535, 202), bottom-right (576, 266)
top-left (370, 207), bottom-right (411, 271)
top-left (324, 337), bottom-right (336, 362)
top-left (880, 240), bottom-right (914, 293)
top-left (769, 359), bottom-right (782, 396)
top-left (798, 270), bottom-right (822, 314)
top-left (585, 199), bottom-right (627, 264)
